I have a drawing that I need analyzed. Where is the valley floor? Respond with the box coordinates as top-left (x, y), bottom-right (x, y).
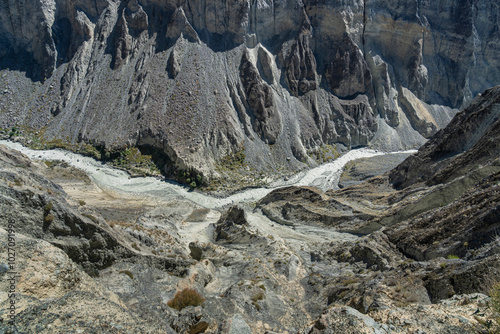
top-left (0, 140), bottom-right (498, 333)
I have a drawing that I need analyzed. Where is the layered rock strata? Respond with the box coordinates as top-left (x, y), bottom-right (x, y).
top-left (2, 0), bottom-right (496, 183)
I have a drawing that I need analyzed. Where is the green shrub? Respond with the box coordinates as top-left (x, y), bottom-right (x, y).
top-left (447, 254), bottom-right (460, 259)
top-left (491, 282), bottom-right (500, 331)
top-left (342, 278), bottom-right (359, 286)
top-left (44, 214), bottom-right (54, 224)
top-left (119, 270), bottom-right (134, 280)
top-left (82, 213), bottom-right (99, 224)
top-left (44, 202), bottom-right (53, 212)
top-left (167, 288), bottom-right (205, 311)
top-left (492, 283), bottom-right (500, 312)
top-left (44, 160), bottom-right (56, 168)
top-left (251, 290), bottom-right (264, 302)
top-left (9, 127), bottom-right (19, 137)
top-left (250, 290), bottom-right (264, 311)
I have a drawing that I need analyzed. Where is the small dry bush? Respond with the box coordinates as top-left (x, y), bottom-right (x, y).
top-left (167, 288), bottom-right (205, 311)
top-left (119, 270), bottom-right (134, 280)
top-left (44, 214), bottom-right (54, 224)
top-left (251, 290), bottom-right (264, 302)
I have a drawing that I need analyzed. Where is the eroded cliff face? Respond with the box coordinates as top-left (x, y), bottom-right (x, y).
top-left (0, 0), bottom-right (498, 183)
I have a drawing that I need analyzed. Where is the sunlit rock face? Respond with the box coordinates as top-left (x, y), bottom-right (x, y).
top-left (0, 0), bottom-right (498, 181)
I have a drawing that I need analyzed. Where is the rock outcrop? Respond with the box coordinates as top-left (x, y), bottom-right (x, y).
top-left (258, 186), bottom-right (375, 229)
top-left (0, 227), bottom-right (172, 333)
top-left (325, 33), bottom-right (373, 99)
top-left (213, 205), bottom-right (254, 243)
top-left (0, 144), bottom-right (193, 277)
top-left (284, 32), bottom-right (318, 96)
top-left (389, 86), bottom-right (500, 189)
top-left (239, 52), bottom-right (281, 144)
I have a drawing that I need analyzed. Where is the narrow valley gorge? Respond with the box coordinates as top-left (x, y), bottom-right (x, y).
top-left (0, 0), bottom-right (500, 333)
top-left (2, 0), bottom-right (498, 186)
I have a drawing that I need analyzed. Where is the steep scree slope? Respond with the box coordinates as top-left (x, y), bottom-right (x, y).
top-left (0, 0), bottom-right (498, 184)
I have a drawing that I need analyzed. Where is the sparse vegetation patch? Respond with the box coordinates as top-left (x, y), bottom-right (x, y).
top-left (307, 144), bottom-right (340, 164)
top-left (167, 288), bottom-right (205, 311)
top-left (490, 282), bottom-right (500, 332)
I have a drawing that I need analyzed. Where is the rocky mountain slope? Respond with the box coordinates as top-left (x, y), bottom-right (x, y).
top-left (260, 86), bottom-right (500, 231)
top-left (256, 85), bottom-right (500, 330)
top-left (1, 86), bottom-right (499, 333)
top-left (2, 0), bottom-right (498, 185)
